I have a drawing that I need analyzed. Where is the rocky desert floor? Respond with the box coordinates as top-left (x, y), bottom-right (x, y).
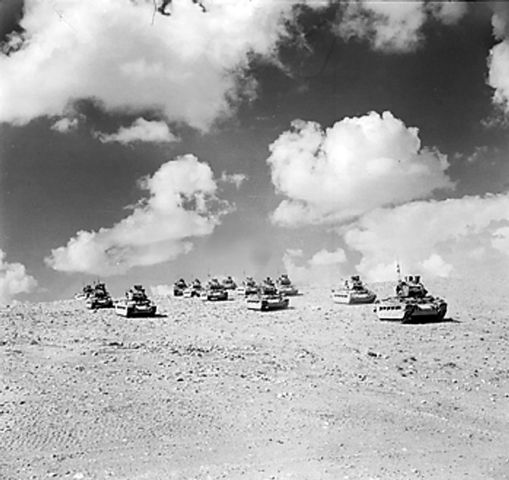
top-left (1, 279), bottom-right (508, 480)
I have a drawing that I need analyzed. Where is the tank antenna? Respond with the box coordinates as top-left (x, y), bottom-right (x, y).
top-left (396, 260), bottom-right (401, 282)
top-left (151, 0), bottom-right (157, 25)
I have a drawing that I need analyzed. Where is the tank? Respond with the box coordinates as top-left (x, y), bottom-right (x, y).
top-left (183, 279), bottom-right (203, 298)
top-left (86, 282), bottom-right (114, 309)
top-left (237, 276), bottom-right (259, 296)
top-left (221, 275), bottom-right (237, 290)
top-left (332, 275), bottom-right (376, 304)
top-left (374, 275), bottom-right (447, 323)
top-left (201, 278), bottom-right (228, 301)
top-left (173, 278), bottom-right (188, 296)
top-left (246, 277), bottom-right (289, 311)
top-left (276, 274), bottom-right (299, 296)
top-left (115, 285), bottom-right (157, 317)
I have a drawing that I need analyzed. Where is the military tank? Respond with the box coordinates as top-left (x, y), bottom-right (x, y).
top-left (183, 279), bottom-right (203, 298)
top-left (247, 277), bottom-right (289, 311)
top-left (276, 274), bottom-right (299, 296)
top-left (332, 275), bottom-right (376, 304)
top-left (237, 276), bottom-right (259, 296)
top-left (221, 275), bottom-right (237, 290)
top-left (115, 285), bottom-right (157, 317)
top-left (86, 282), bottom-right (114, 309)
top-left (173, 278), bottom-right (188, 296)
top-left (374, 275), bottom-right (447, 323)
top-left (201, 278), bottom-right (228, 301)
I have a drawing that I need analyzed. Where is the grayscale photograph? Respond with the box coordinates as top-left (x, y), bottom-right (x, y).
top-left (0, 0), bottom-right (508, 479)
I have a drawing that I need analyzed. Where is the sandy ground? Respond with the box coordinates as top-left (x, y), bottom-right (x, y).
top-left (1, 279), bottom-right (508, 480)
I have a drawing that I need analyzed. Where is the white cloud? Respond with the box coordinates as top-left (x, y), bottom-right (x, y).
top-left (427, 1), bottom-right (468, 26)
top-left (0, 0), bottom-right (313, 128)
top-left (283, 247), bottom-right (347, 284)
top-left (0, 250), bottom-right (37, 305)
top-left (488, 39), bottom-right (509, 114)
top-left (337, 1), bottom-right (426, 52)
top-left (46, 154), bottom-right (232, 275)
top-left (95, 118), bottom-right (178, 144)
top-left (487, 5), bottom-right (509, 114)
top-left (491, 2), bottom-right (509, 40)
top-left (51, 117), bottom-right (79, 133)
top-left (335, 1), bottom-right (467, 53)
top-left (343, 193), bottom-right (509, 281)
top-left (268, 111), bottom-right (453, 226)
top-left (220, 171), bottom-right (247, 189)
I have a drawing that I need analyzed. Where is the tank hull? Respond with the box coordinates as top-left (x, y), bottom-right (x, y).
top-left (114, 302), bottom-right (157, 317)
top-left (333, 290), bottom-right (376, 304)
top-left (375, 299), bottom-right (447, 323)
top-left (247, 296), bottom-right (289, 311)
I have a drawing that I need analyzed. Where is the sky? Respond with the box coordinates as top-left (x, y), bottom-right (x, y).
top-left (1, 0), bottom-right (509, 303)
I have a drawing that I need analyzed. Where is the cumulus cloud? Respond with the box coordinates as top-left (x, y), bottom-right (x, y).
top-left (343, 193), bottom-right (509, 281)
top-left (337, 1), bottom-right (426, 52)
top-left (46, 154), bottom-right (232, 275)
top-left (427, 1), bottom-right (468, 26)
top-left (0, 250), bottom-right (37, 305)
top-left (488, 40), bottom-right (509, 112)
top-left (0, 0), bottom-right (315, 128)
top-left (51, 117), bottom-right (79, 133)
top-left (491, 2), bottom-right (509, 40)
top-left (95, 118), bottom-right (178, 144)
top-left (487, 4), bottom-right (509, 115)
top-left (283, 247), bottom-right (347, 284)
top-left (335, 1), bottom-right (467, 53)
top-left (268, 111), bottom-right (453, 226)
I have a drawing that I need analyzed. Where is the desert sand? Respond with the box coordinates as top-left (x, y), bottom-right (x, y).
top-left (1, 279), bottom-right (508, 480)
